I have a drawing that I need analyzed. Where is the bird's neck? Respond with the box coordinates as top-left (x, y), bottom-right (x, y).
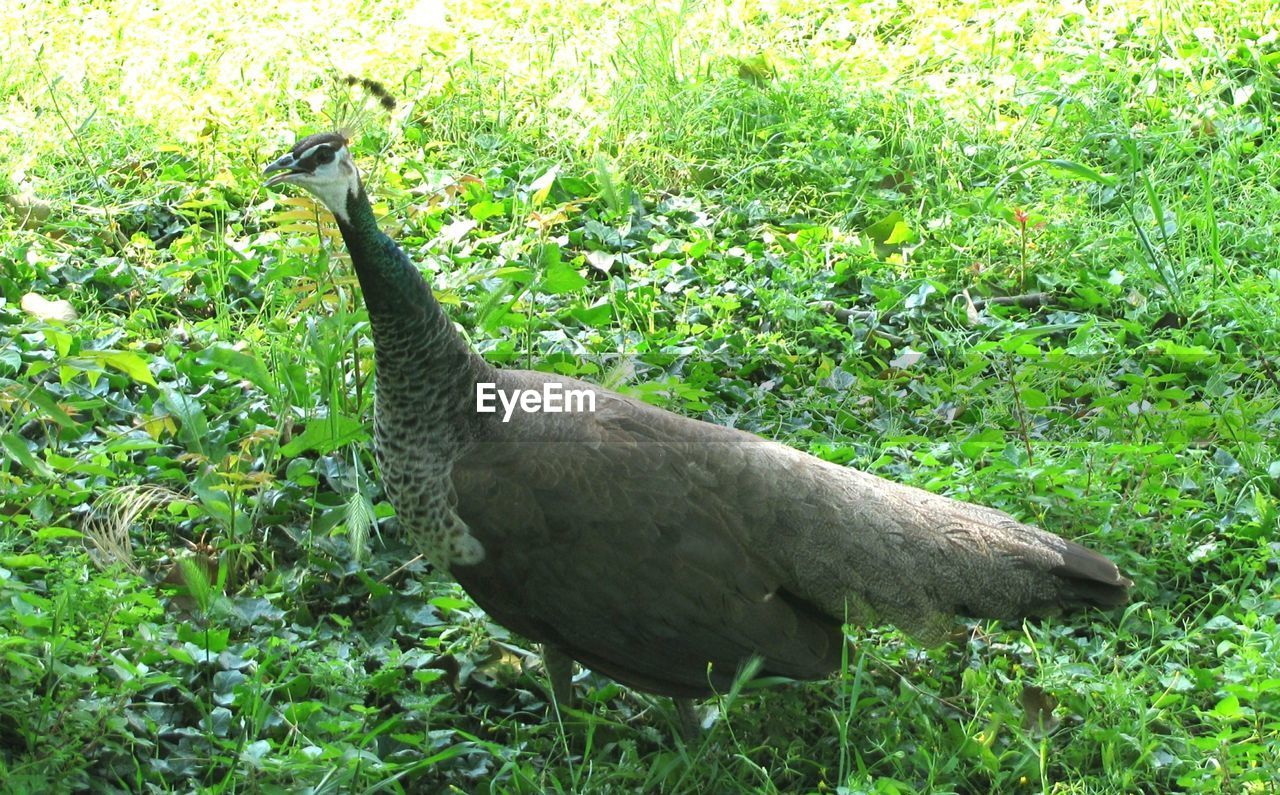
top-left (334, 186), bottom-right (491, 444)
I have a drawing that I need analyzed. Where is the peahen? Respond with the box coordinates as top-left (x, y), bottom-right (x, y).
top-left (264, 132), bottom-right (1132, 722)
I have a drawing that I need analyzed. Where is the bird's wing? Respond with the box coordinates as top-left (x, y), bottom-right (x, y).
top-left (450, 370), bottom-right (1130, 694)
top-left (451, 374), bottom-right (844, 696)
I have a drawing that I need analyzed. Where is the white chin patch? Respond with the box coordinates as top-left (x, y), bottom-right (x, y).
top-left (307, 181), bottom-right (354, 222)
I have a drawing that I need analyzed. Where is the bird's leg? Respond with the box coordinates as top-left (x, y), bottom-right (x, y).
top-left (675, 698), bottom-right (702, 739)
top-left (542, 644), bottom-right (575, 708)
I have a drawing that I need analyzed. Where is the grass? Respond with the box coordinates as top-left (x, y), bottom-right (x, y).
top-left (2, 0), bottom-right (1280, 791)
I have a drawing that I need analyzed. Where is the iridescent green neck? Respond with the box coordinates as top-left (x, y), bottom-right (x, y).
top-left (334, 186), bottom-right (435, 315)
top-left (334, 186), bottom-right (492, 439)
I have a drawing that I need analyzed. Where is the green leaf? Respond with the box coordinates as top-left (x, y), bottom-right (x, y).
top-left (160, 386), bottom-right (210, 455)
top-left (345, 491), bottom-right (374, 562)
top-left (1, 554), bottom-right (49, 568)
top-left (542, 245), bottom-right (589, 295)
top-left (429, 596), bottom-right (474, 613)
top-left (528, 166), bottom-right (558, 206)
top-left (884, 220), bottom-right (913, 245)
top-left (23, 386), bottom-right (80, 428)
top-left (865, 211), bottom-right (905, 245)
top-left (285, 457), bottom-right (318, 487)
top-left (1020, 387), bottom-right (1049, 409)
top-left (1212, 695), bottom-right (1243, 719)
top-left (2, 433), bottom-right (51, 477)
top-left (958, 428), bottom-right (1006, 460)
top-left (90, 350), bottom-right (157, 386)
top-left (0, 346), bottom-right (19, 375)
top-left (177, 623), bottom-right (229, 653)
top-left (475, 280), bottom-right (522, 333)
top-left (190, 475), bottom-right (233, 527)
top-left (469, 200), bottom-right (504, 221)
top-left (594, 153), bottom-right (623, 215)
top-left (982, 158), bottom-right (1117, 212)
top-left (570, 303), bottom-right (614, 327)
top-left (34, 527), bottom-right (83, 541)
top-left (1037, 158), bottom-right (1116, 185)
top-left (43, 328), bottom-right (74, 357)
top-left (279, 415), bottom-right (367, 457)
top-left (413, 669), bottom-right (445, 686)
top-left (200, 345), bottom-right (278, 397)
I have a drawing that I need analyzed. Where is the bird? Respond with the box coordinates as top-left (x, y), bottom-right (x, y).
top-left (263, 131), bottom-right (1133, 728)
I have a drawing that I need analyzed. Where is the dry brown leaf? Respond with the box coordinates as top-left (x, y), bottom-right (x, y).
top-left (2, 192), bottom-right (53, 228)
top-left (1020, 685), bottom-right (1061, 736)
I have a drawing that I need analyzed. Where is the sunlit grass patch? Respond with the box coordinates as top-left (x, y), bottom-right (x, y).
top-left (1, 0), bottom-right (1279, 791)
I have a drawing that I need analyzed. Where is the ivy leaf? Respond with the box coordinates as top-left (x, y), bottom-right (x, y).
top-left (160, 386), bottom-right (210, 455)
top-left (903, 282), bottom-right (936, 310)
top-left (884, 220), bottom-right (913, 245)
top-left (543, 264), bottom-right (589, 294)
top-left (889, 348), bottom-right (923, 369)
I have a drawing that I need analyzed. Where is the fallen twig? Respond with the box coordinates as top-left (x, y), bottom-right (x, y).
top-left (810, 301), bottom-right (912, 347)
top-left (970, 292), bottom-right (1051, 310)
top-left (811, 300), bottom-right (877, 324)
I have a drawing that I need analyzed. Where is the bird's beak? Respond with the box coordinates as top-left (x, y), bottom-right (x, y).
top-left (263, 153), bottom-right (302, 187)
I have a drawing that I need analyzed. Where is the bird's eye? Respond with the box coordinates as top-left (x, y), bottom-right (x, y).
top-left (315, 147), bottom-right (335, 165)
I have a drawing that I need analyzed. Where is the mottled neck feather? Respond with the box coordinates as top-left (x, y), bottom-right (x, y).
top-left (334, 185), bottom-right (493, 447)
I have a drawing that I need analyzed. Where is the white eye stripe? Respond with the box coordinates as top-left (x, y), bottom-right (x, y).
top-left (295, 144), bottom-right (337, 164)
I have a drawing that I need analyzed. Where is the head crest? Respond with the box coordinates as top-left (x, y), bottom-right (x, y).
top-left (325, 74), bottom-right (399, 136)
top-left (343, 75), bottom-right (397, 111)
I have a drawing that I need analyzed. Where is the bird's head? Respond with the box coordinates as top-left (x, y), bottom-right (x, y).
top-left (263, 132), bottom-right (360, 220)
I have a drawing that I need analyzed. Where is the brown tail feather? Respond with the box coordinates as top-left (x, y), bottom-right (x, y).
top-left (1051, 540), bottom-right (1133, 610)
